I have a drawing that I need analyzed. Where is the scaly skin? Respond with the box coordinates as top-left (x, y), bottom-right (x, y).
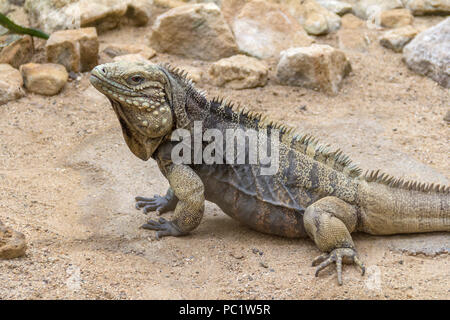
top-left (90, 61), bottom-right (450, 285)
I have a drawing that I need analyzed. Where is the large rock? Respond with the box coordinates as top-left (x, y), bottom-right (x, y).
top-left (208, 54), bottom-right (268, 89)
top-left (0, 221), bottom-right (27, 259)
top-left (0, 64), bottom-right (25, 105)
top-left (46, 27), bottom-right (99, 73)
top-left (24, 0), bottom-right (152, 34)
top-left (0, 34), bottom-right (33, 69)
top-left (149, 3), bottom-right (238, 61)
top-left (403, 17), bottom-right (450, 88)
top-left (276, 44), bottom-right (351, 94)
top-left (379, 25), bottom-right (418, 52)
top-left (316, 0), bottom-right (353, 16)
top-left (403, 0), bottom-right (450, 15)
top-left (352, 0), bottom-right (403, 20)
top-left (20, 63), bottom-right (68, 95)
top-left (377, 8), bottom-right (414, 28)
top-left (283, 0), bottom-right (342, 35)
top-left (340, 13), bottom-right (366, 28)
top-left (231, 0), bottom-right (312, 59)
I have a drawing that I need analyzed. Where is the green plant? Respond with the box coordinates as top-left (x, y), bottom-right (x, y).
top-left (0, 12), bottom-right (49, 39)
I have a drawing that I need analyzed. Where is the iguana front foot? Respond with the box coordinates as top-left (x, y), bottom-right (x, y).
top-left (141, 217), bottom-right (184, 239)
top-left (135, 188), bottom-right (178, 215)
top-left (312, 248), bottom-right (365, 285)
top-left (135, 195), bottom-right (170, 215)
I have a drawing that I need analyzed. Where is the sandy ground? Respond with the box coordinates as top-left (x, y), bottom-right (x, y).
top-left (0, 15), bottom-right (449, 300)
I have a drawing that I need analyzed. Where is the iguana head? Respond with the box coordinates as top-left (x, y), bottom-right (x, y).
top-left (90, 61), bottom-right (175, 160)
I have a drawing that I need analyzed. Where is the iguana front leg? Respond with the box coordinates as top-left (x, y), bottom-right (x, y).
top-left (141, 164), bottom-right (205, 239)
top-left (303, 196), bottom-right (365, 285)
top-left (135, 188), bottom-right (178, 215)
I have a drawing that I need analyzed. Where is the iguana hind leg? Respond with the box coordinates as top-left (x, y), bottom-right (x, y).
top-left (135, 188), bottom-right (178, 215)
top-left (304, 196), bottom-right (365, 285)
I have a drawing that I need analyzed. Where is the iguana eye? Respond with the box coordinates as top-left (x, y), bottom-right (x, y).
top-left (127, 75), bottom-right (145, 85)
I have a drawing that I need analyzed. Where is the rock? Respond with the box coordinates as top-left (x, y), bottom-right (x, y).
top-left (208, 54), bottom-right (268, 89)
top-left (149, 3), bottom-right (238, 61)
top-left (444, 110), bottom-right (450, 122)
top-left (0, 34), bottom-right (33, 69)
top-left (20, 63), bottom-right (68, 95)
top-left (379, 25), bottom-right (418, 52)
top-left (123, 0), bottom-right (153, 26)
top-left (75, 0), bottom-right (129, 31)
top-left (352, 0), bottom-right (403, 20)
top-left (112, 54), bottom-right (148, 62)
top-left (340, 13), bottom-right (365, 29)
top-left (276, 44), bottom-right (351, 94)
top-left (337, 29), bottom-right (369, 52)
top-left (5, 3), bottom-right (30, 27)
top-left (179, 65), bottom-right (203, 83)
top-left (316, 0), bottom-right (353, 16)
top-left (102, 43), bottom-right (156, 59)
top-left (232, 0), bottom-right (312, 59)
top-left (403, 18), bottom-right (450, 88)
top-left (403, 0), bottom-right (450, 15)
top-left (0, 64), bottom-right (25, 105)
top-left (153, 0), bottom-right (186, 10)
top-left (46, 27), bottom-right (99, 73)
top-left (24, 0), bottom-right (152, 34)
top-left (25, 0), bottom-right (122, 33)
top-left (377, 8), bottom-right (413, 28)
top-left (282, 0), bottom-right (342, 35)
top-left (0, 221), bottom-right (27, 259)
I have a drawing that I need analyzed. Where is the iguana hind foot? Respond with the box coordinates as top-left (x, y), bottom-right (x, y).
top-left (304, 196), bottom-right (362, 285)
top-left (312, 248), bottom-right (365, 286)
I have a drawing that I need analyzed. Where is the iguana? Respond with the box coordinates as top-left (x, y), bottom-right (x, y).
top-left (90, 61), bottom-right (449, 285)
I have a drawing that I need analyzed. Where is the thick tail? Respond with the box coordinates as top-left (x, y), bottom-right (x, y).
top-left (357, 178), bottom-right (450, 235)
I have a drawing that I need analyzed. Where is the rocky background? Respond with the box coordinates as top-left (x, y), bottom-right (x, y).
top-left (0, 0), bottom-right (449, 299)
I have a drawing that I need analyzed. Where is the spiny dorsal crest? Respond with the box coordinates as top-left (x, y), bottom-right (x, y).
top-left (209, 97), bottom-right (362, 178)
top-left (362, 169), bottom-right (450, 194)
top-left (160, 63), bottom-right (206, 99)
top-left (170, 66), bottom-right (449, 194)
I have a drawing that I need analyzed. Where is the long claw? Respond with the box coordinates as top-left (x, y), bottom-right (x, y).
top-left (336, 256), bottom-right (343, 286)
top-left (314, 255), bottom-right (335, 276)
top-left (354, 256), bottom-right (366, 275)
top-left (136, 201), bottom-right (155, 209)
top-left (312, 253), bottom-right (329, 266)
